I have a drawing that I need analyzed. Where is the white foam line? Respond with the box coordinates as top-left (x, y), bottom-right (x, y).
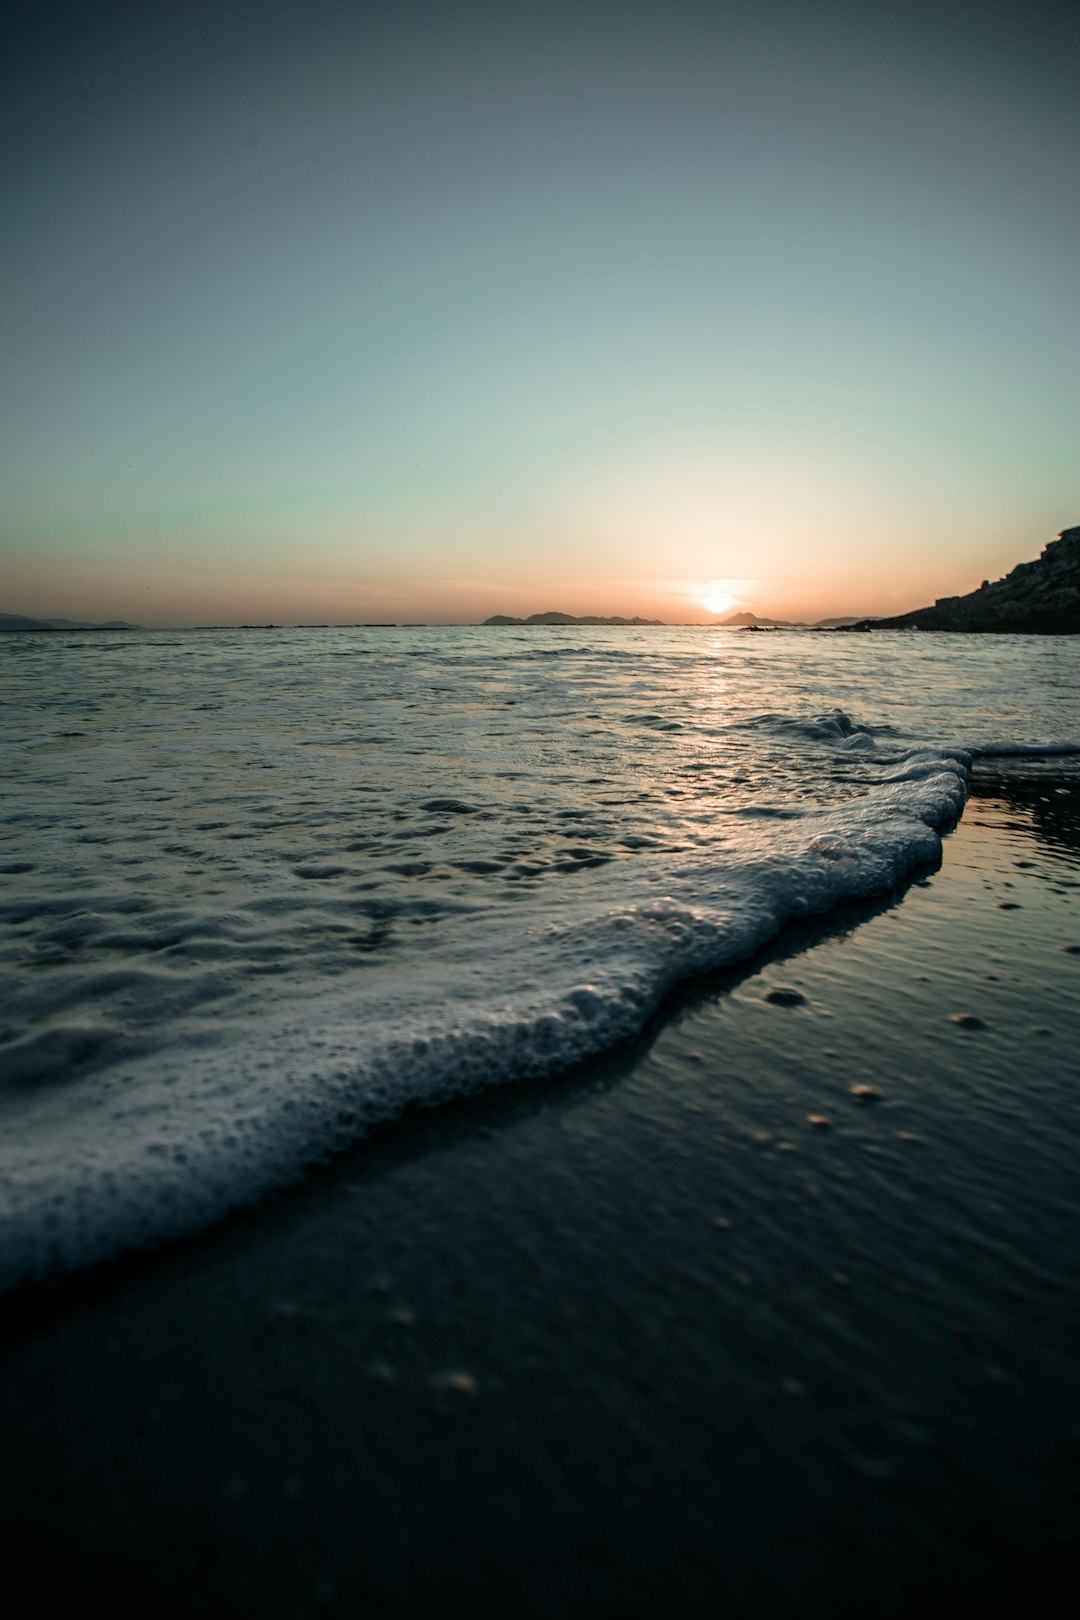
top-left (0, 746), bottom-right (983, 1293)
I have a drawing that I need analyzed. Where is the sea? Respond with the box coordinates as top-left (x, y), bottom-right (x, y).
top-left (3, 625), bottom-right (1078, 1290)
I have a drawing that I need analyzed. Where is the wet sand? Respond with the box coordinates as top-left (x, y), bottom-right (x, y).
top-left (1, 775), bottom-right (1078, 1618)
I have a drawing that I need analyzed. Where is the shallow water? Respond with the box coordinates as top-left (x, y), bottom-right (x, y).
top-left (2, 626), bottom-right (1078, 1285)
top-left (1, 787), bottom-right (1076, 1620)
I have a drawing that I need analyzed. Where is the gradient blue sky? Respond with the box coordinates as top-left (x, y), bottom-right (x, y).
top-left (2, 0), bottom-right (1077, 624)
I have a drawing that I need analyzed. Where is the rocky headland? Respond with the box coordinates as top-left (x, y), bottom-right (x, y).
top-left (851, 525), bottom-right (1080, 633)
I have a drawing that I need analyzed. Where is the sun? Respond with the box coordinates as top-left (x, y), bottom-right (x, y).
top-left (697, 589), bottom-right (736, 615)
top-left (693, 579), bottom-right (743, 617)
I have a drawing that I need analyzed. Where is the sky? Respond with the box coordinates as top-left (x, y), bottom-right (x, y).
top-left (2, 0), bottom-right (1078, 626)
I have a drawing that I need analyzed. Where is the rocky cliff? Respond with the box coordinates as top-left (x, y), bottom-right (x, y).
top-left (853, 526), bottom-right (1080, 633)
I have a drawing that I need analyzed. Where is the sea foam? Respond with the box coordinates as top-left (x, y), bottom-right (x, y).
top-left (3, 623), bottom-right (1078, 1290)
top-left (1, 741), bottom-right (969, 1289)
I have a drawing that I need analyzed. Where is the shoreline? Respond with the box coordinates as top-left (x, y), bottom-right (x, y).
top-left (1, 773), bottom-right (1078, 1616)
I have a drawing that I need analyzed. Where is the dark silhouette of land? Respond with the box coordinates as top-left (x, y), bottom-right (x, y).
top-left (850, 525), bottom-right (1080, 633)
top-left (484, 612), bottom-right (665, 625)
top-left (720, 611), bottom-right (862, 630)
top-left (0, 613), bottom-right (142, 633)
top-left (483, 611), bottom-right (864, 628)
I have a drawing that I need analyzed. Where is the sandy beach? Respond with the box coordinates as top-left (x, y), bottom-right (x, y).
top-left (1, 771), bottom-right (1077, 1618)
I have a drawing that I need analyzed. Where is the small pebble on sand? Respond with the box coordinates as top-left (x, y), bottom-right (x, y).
top-left (951, 1013), bottom-right (986, 1030)
top-left (765, 987), bottom-right (806, 1007)
top-left (850, 1084), bottom-right (880, 1102)
top-left (807, 1114), bottom-right (830, 1129)
top-left (997, 901), bottom-right (1021, 910)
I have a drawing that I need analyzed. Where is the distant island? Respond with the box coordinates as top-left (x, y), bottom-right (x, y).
top-left (483, 610), bottom-right (863, 629)
top-left (719, 611), bottom-right (863, 630)
top-left (0, 613), bottom-right (142, 633)
top-left (850, 525), bottom-right (1080, 633)
top-left (483, 612), bottom-right (665, 626)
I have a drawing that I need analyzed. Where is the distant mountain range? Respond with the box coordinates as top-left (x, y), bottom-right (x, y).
top-left (483, 610), bottom-right (863, 629)
top-left (0, 613), bottom-right (142, 632)
top-left (850, 525), bottom-right (1080, 633)
top-left (484, 612), bottom-right (665, 626)
top-left (718, 611), bottom-right (863, 630)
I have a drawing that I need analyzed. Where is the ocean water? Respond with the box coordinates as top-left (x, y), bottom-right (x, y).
top-left (3, 626), bottom-right (1078, 1288)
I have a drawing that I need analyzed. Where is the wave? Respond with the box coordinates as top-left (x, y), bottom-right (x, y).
top-left (1, 731), bottom-right (977, 1293)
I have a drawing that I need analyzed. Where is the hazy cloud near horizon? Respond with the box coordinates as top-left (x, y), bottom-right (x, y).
top-left (2, 0), bottom-right (1077, 625)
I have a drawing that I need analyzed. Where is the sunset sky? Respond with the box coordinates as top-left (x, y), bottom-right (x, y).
top-left (2, 0), bottom-right (1077, 626)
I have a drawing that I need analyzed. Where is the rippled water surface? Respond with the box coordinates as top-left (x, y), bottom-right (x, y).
top-left (5, 626), bottom-right (1076, 1037)
top-left (2, 626), bottom-right (1078, 1285)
